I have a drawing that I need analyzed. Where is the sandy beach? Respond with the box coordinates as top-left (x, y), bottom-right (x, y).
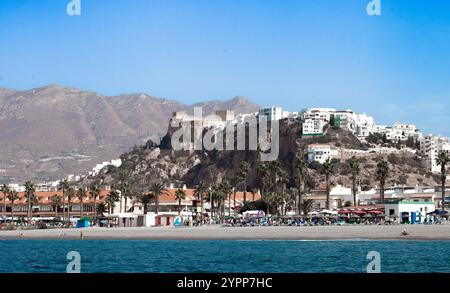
top-left (1, 224), bottom-right (450, 240)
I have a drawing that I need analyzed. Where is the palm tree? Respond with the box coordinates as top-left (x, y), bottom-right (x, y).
top-left (96, 203), bottom-right (106, 217)
top-left (24, 180), bottom-right (35, 225)
top-left (66, 187), bottom-right (75, 225)
top-left (105, 190), bottom-right (120, 214)
top-left (249, 188), bottom-right (258, 202)
top-left (322, 158), bottom-right (335, 210)
top-left (349, 156), bottom-right (360, 206)
top-left (118, 169), bottom-right (131, 213)
top-left (376, 159), bottom-right (389, 203)
top-left (299, 198), bottom-right (317, 215)
top-left (436, 151), bottom-right (450, 210)
top-left (286, 187), bottom-right (299, 215)
top-left (149, 182), bottom-right (168, 214)
top-left (58, 179), bottom-right (70, 225)
top-left (239, 161), bottom-right (250, 203)
top-left (121, 181), bottom-right (131, 213)
top-left (89, 183), bottom-right (100, 224)
top-left (137, 193), bottom-right (153, 215)
top-left (77, 187), bottom-right (87, 219)
top-left (296, 152), bottom-right (309, 213)
top-left (174, 188), bottom-right (186, 215)
top-left (1, 184), bottom-right (10, 219)
top-left (51, 194), bottom-right (61, 218)
top-left (257, 162), bottom-right (271, 197)
top-left (193, 181), bottom-right (208, 222)
top-left (219, 181), bottom-right (232, 219)
top-left (7, 190), bottom-right (19, 222)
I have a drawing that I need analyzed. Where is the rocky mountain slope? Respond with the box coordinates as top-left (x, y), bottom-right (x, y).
top-left (92, 118), bottom-right (438, 194)
top-left (0, 85), bottom-right (259, 182)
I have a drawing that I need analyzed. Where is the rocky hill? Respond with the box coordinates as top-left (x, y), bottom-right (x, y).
top-left (0, 85), bottom-right (259, 182)
top-left (90, 118), bottom-right (438, 194)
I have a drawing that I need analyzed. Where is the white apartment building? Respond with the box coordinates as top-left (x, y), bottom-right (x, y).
top-left (355, 113), bottom-right (375, 137)
top-left (333, 110), bottom-right (358, 132)
top-left (419, 135), bottom-right (450, 173)
top-left (307, 144), bottom-right (338, 164)
top-left (392, 123), bottom-right (422, 140)
top-left (258, 107), bottom-right (283, 121)
top-left (302, 118), bottom-right (325, 136)
top-left (302, 108), bottom-right (375, 138)
top-left (372, 123), bottom-right (421, 141)
top-left (304, 108), bottom-right (336, 123)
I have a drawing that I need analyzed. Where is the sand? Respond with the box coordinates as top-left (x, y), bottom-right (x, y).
top-left (1, 224), bottom-right (450, 240)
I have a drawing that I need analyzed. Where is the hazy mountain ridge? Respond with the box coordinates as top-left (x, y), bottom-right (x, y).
top-left (0, 84), bottom-right (259, 182)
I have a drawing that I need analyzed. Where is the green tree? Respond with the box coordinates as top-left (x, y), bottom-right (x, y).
top-left (96, 202), bottom-right (106, 217)
top-left (121, 181), bottom-right (132, 213)
top-left (149, 182), bottom-right (168, 214)
top-left (89, 183), bottom-right (100, 224)
top-left (174, 188), bottom-right (186, 215)
top-left (296, 152), bottom-right (309, 213)
top-left (376, 159), bottom-right (389, 203)
top-left (58, 179), bottom-right (70, 225)
top-left (1, 184), bottom-right (10, 219)
top-left (24, 180), bottom-right (35, 225)
top-left (238, 161), bottom-right (251, 203)
top-left (322, 158), bottom-right (335, 210)
top-left (7, 190), bottom-right (19, 221)
top-left (77, 187), bottom-right (87, 219)
top-left (349, 156), bottom-right (360, 206)
top-left (194, 181), bottom-right (208, 221)
top-left (105, 190), bottom-right (120, 214)
top-left (138, 193), bottom-right (154, 215)
top-left (300, 199), bottom-right (317, 215)
top-left (218, 181), bottom-right (232, 218)
top-left (436, 151), bottom-right (450, 211)
top-left (257, 162), bottom-right (271, 198)
top-left (51, 194), bottom-right (61, 218)
top-left (66, 187), bottom-right (75, 225)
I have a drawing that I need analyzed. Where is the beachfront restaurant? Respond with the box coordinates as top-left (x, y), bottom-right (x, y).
top-left (384, 200), bottom-right (435, 224)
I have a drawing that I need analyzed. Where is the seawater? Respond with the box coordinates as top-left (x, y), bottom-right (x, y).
top-left (0, 239), bottom-right (449, 273)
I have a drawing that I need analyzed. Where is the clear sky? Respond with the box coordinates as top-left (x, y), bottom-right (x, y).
top-left (1, 0), bottom-right (450, 135)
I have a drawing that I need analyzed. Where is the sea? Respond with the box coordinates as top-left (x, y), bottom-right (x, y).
top-left (0, 239), bottom-right (449, 273)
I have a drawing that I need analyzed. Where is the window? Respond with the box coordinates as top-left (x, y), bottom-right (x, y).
top-left (389, 209), bottom-right (395, 215)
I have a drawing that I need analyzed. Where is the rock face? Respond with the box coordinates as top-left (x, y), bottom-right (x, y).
top-left (90, 118), bottom-right (438, 193)
top-left (0, 85), bottom-right (259, 182)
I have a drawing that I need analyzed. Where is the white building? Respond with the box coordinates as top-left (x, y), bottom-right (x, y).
top-left (333, 110), bottom-right (359, 132)
top-left (302, 118), bottom-right (325, 136)
top-left (258, 107), bottom-right (283, 121)
top-left (384, 199), bottom-right (435, 224)
top-left (419, 135), bottom-right (450, 173)
top-left (307, 144), bottom-right (338, 164)
top-left (355, 113), bottom-right (375, 137)
top-left (391, 123), bottom-right (422, 141)
top-left (304, 108), bottom-right (336, 124)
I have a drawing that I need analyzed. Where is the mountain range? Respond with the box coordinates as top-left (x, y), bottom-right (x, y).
top-left (0, 85), bottom-right (259, 182)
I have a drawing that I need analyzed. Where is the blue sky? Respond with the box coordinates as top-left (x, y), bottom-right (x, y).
top-left (1, 0), bottom-right (450, 135)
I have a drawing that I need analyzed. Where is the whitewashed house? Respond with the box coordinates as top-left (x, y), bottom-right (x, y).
top-left (307, 144), bottom-right (338, 164)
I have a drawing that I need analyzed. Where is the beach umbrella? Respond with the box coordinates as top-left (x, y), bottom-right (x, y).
top-left (363, 214), bottom-right (373, 218)
top-left (339, 214), bottom-right (349, 218)
top-left (350, 214), bottom-right (361, 218)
